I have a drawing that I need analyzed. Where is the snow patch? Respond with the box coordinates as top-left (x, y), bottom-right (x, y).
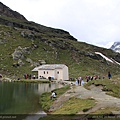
top-left (95, 52), bottom-right (120, 65)
top-left (111, 58), bottom-right (120, 65)
top-left (95, 52), bottom-right (114, 63)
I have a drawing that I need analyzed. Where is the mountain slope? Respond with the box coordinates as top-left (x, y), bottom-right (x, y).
top-left (0, 2), bottom-right (120, 79)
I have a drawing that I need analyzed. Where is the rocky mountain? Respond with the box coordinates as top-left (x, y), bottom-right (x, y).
top-left (110, 42), bottom-right (120, 53)
top-left (0, 2), bottom-right (27, 21)
top-left (0, 2), bottom-right (120, 79)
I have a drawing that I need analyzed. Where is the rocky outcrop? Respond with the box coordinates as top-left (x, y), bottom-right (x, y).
top-left (0, 39), bottom-right (8, 44)
top-left (12, 46), bottom-right (46, 68)
top-left (110, 42), bottom-right (120, 53)
top-left (26, 58), bottom-right (40, 67)
top-left (0, 2), bottom-right (27, 21)
top-left (12, 46), bottom-right (31, 60)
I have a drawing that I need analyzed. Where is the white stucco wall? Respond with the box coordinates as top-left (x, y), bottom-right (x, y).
top-left (63, 66), bottom-right (69, 80)
top-left (38, 70), bottom-right (55, 79)
top-left (55, 69), bottom-right (63, 80)
top-left (37, 65), bottom-right (69, 80)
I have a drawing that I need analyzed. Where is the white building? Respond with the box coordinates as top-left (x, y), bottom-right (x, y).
top-left (32, 64), bottom-right (69, 80)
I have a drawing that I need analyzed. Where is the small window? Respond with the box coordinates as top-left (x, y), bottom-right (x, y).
top-left (47, 71), bottom-right (48, 74)
top-left (44, 71), bottom-right (45, 74)
top-left (57, 71), bottom-right (59, 74)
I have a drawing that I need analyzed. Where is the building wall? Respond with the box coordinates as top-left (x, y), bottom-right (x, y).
top-left (55, 69), bottom-right (63, 80)
top-left (37, 65), bottom-right (69, 80)
top-left (38, 70), bottom-right (55, 79)
top-left (63, 66), bottom-right (69, 80)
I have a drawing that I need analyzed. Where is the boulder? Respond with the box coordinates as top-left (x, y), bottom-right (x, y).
top-left (12, 47), bottom-right (24, 60)
top-left (38, 60), bottom-right (46, 65)
top-left (26, 58), bottom-right (33, 64)
top-left (18, 59), bottom-right (24, 66)
top-left (12, 46), bottom-right (31, 60)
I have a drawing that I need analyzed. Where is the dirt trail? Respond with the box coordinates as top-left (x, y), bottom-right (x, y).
top-left (76, 85), bottom-right (120, 114)
top-left (49, 84), bottom-right (120, 114)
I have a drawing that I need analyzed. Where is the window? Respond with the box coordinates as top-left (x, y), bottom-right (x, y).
top-left (44, 71), bottom-right (45, 74)
top-left (47, 71), bottom-right (48, 74)
top-left (57, 71), bottom-right (59, 74)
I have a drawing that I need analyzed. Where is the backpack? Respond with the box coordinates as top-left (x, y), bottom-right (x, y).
top-left (54, 92), bottom-right (57, 95)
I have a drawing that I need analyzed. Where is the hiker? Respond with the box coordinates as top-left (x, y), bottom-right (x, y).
top-left (50, 91), bottom-right (56, 100)
top-left (81, 79), bottom-right (85, 86)
top-left (29, 74), bottom-right (31, 79)
top-left (79, 77), bottom-right (82, 86)
top-left (108, 72), bottom-right (112, 79)
top-left (75, 78), bottom-right (78, 85)
top-left (86, 76), bottom-right (89, 82)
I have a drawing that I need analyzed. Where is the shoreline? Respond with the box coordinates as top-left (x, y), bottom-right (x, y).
top-left (24, 111), bottom-right (47, 120)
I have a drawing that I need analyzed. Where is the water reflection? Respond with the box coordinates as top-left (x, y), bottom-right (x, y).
top-left (0, 82), bottom-right (63, 114)
top-left (37, 83), bottom-right (63, 95)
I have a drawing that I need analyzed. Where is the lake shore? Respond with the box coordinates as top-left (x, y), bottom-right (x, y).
top-left (39, 79), bottom-right (120, 120)
top-left (0, 77), bottom-right (51, 83)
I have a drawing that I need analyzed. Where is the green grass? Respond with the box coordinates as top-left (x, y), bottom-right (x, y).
top-left (92, 107), bottom-right (120, 114)
top-left (14, 79), bottom-right (50, 83)
top-left (53, 97), bottom-right (96, 114)
top-left (39, 97), bottom-right (96, 120)
top-left (0, 17), bottom-right (120, 80)
top-left (40, 85), bottom-right (70, 112)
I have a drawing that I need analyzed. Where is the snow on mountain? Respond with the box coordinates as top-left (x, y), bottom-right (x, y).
top-left (110, 42), bottom-right (120, 53)
top-left (95, 52), bottom-right (120, 65)
top-left (95, 52), bottom-right (113, 63)
top-left (110, 58), bottom-right (120, 65)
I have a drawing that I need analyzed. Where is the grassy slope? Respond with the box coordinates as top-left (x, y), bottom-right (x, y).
top-left (0, 17), bottom-right (120, 79)
top-left (39, 85), bottom-right (96, 120)
top-left (40, 85), bottom-right (70, 112)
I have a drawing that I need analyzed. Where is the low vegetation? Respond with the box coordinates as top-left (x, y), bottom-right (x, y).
top-left (84, 75), bottom-right (120, 98)
top-left (14, 79), bottom-right (50, 83)
top-left (53, 97), bottom-right (96, 114)
top-left (40, 85), bottom-right (70, 112)
top-left (92, 107), bottom-right (120, 114)
top-left (39, 97), bottom-right (96, 120)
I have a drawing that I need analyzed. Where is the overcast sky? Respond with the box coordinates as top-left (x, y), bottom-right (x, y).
top-left (1, 0), bottom-right (120, 48)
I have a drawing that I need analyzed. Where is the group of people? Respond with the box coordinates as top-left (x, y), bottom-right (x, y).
top-left (50, 72), bottom-right (112, 100)
top-left (75, 77), bottom-right (85, 86)
top-left (24, 74), bottom-right (36, 79)
top-left (75, 72), bottom-right (112, 85)
top-left (85, 75), bottom-right (102, 82)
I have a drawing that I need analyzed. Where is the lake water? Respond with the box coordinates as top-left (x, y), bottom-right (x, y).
top-left (0, 82), bottom-right (62, 114)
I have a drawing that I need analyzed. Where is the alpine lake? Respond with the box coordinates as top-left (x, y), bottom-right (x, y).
top-left (0, 81), bottom-right (63, 119)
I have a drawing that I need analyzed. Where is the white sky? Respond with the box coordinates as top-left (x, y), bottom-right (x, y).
top-left (1, 0), bottom-right (120, 48)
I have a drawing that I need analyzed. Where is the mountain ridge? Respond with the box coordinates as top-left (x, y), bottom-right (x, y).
top-left (110, 42), bottom-right (120, 53)
top-left (0, 2), bottom-right (120, 79)
top-left (0, 2), bottom-right (27, 21)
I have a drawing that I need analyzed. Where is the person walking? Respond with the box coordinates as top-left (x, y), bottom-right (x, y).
top-left (108, 72), bottom-right (112, 79)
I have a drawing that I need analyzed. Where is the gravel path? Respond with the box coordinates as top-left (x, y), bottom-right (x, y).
top-left (76, 85), bottom-right (120, 114)
top-left (49, 83), bottom-right (120, 114)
